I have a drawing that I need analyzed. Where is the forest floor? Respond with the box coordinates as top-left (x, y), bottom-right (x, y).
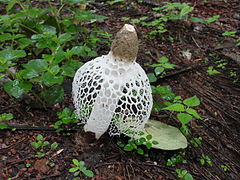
top-left (0, 0), bottom-right (240, 179)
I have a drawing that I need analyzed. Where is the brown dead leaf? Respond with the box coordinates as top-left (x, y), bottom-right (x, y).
top-left (34, 159), bottom-right (50, 174)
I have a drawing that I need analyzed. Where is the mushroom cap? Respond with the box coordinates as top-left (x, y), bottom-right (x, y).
top-left (111, 24), bottom-right (138, 62)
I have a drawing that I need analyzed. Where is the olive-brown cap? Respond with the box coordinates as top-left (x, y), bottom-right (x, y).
top-left (110, 24), bottom-right (138, 62)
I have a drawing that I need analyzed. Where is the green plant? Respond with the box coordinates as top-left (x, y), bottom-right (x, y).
top-left (107, 0), bottom-right (124, 5)
top-left (207, 66), bottom-right (220, 75)
top-left (69, 159), bottom-right (94, 179)
top-left (140, 2), bottom-right (219, 35)
top-left (25, 163), bottom-right (31, 168)
top-left (220, 165), bottom-right (229, 172)
top-left (190, 137), bottom-right (202, 147)
top-left (200, 154), bottom-right (213, 167)
top-left (146, 56), bottom-right (175, 82)
top-left (163, 95), bottom-right (202, 136)
top-left (54, 108), bottom-right (79, 133)
top-left (0, 0), bottom-right (108, 105)
top-left (117, 132), bottom-right (158, 156)
top-left (176, 169), bottom-right (193, 180)
top-left (222, 31), bottom-right (236, 37)
top-left (31, 134), bottom-right (59, 158)
top-left (150, 85), bottom-right (202, 136)
top-left (0, 113), bottom-right (13, 129)
top-left (166, 152), bottom-right (186, 166)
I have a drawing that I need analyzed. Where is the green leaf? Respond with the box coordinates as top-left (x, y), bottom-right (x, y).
top-left (163, 103), bottom-right (185, 112)
top-left (207, 66), bottom-right (220, 75)
top-left (23, 59), bottom-right (48, 72)
top-left (48, 65), bottom-right (60, 75)
top-left (180, 6), bottom-right (193, 17)
top-left (154, 67), bottom-right (164, 76)
top-left (6, 0), bottom-right (17, 11)
top-left (42, 72), bottom-right (63, 86)
top-left (146, 134), bottom-right (152, 141)
top-left (0, 49), bottom-right (26, 63)
top-left (82, 169), bottom-right (94, 177)
top-left (183, 96), bottom-right (200, 107)
top-left (51, 142), bottom-right (58, 149)
top-left (0, 33), bottom-right (12, 42)
top-left (69, 167), bottom-right (79, 173)
top-left (137, 148), bottom-right (144, 155)
top-left (36, 134), bottom-right (43, 141)
top-left (0, 113), bottom-right (13, 121)
top-left (184, 173), bottom-right (193, 180)
top-left (4, 80), bottom-right (32, 98)
top-left (147, 73), bottom-right (157, 83)
top-left (0, 124), bottom-right (8, 129)
top-left (153, 85), bottom-right (175, 101)
top-left (61, 65), bottom-right (75, 77)
top-left (139, 120), bottom-right (188, 150)
top-left (73, 159), bottom-right (79, 166)
top-left (20, 69), bottom-right (39, 79)
top-left (43, 141), bottom-right (50, 146)
top-left (41, 85), bottom-right (64, 103)
top-left (186, 108), bottom-right (202, 119)
top-left (162, 63), bottom-right (175, 69)
top-left (177, 113), bottom-right (192, 124)
top-left (72, 9), bottom-right (107, 22)
top-left (18, 38), bottom-right (33, 49)
top-left (146, 142), bottom-right (152, 149)
top-left (156, 56), bottom-right (168, 63)
top-left (43, 25), bottom-right (56, 34)
top-left (58, 33), bottom-right (72, 44)
top-left (124, 144), bottom-right (134, 151)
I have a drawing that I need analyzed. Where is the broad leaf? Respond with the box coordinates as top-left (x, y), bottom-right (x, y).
top-left (147, 73), bottom-right (157, 83)
top-left (177, 113), bottom-right (192, 124)
top-left (41, 85), bottom-right (64, 103)
top-left (183, 96), bottom-right (200, 107)
top-left (72, 9), bottom-right (107, 22)
top-left (42, 72), bottom-right (63, 86)
top-left (163, 103), bottom-right (185, 112)
top-left (22, 59), bottom-right (48, 72)
top-left (154, 66), bottom-right (164, 76)
top-left (4, 80), bottom-right (32, 98)
top-left (0, 49), bottom-right (26, 63)
top-left (61, 65), bottom-right (75, 77)
top-left (82, 169), bottom-right (94, 177)
top-left (186, 108), bottom-right (202, 119)
top-left (58, 33), bottom-right (72, 44)
top-left (20, 69), bottom-right (39, 79)
top-left (140, 120), bottom-right (188, 150)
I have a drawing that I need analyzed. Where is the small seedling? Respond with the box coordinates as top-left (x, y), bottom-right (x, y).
top-left (162, 95), bottom-right (202, 136)
top-left (222, 31), bottom-right (236, 37)
top-left (31, 134), bottom-right (59, 158)
top-left (190, 137), bottom-right (202, 147)
top-left (221, 165), bottom-right (229, 172)
top-left (176, 169), bottom-right (193, 180)
top-left (200, 154), bottom-right (213, 167)
top-left (207, 66), bottom-right (220, 75)
top-left (0, 113), bottom-right (13, 129)
top-left (117, 132), bottom-right (158, 156)
top-left (166, 152), bottom-right (186, 166)
top-left (146, 56), bottom-right (175, 82)
top-left (69, 159), bottom-right (94, 179)
top-left (54, 108), bottom-right (79, 133)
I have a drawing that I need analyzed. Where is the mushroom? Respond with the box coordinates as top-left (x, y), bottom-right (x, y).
top-left (72, 24), bottom-right (153, 139)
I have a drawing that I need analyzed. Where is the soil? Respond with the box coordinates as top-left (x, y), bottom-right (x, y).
top-left (0, 0), bottom-right (240, 179)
